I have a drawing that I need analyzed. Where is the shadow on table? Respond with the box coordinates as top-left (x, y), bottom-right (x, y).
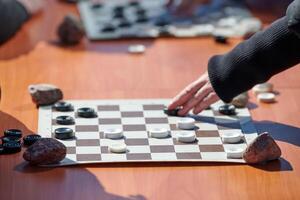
top-left (0, 111), bottom-right (145, 200)
top-left (247, 101), bottom-right (258, 110)
top-left (14, 163), bottom-right (146, 200)
top-left (254, 120), bottom-right (300, 147)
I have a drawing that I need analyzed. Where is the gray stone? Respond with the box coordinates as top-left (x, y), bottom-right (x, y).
top-left (231, 92), bottom-right (249, 108)
top-left (243, 132), bottom-right (281, 164)
top-left (23, 138), bottom-right (66, 165)
top-left (57, 14), bottom-right (84, 45)
top-left (28, 84), bottom-right (63, 106)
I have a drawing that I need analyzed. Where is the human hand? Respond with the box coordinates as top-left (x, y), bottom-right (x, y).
top-left (166, 0), bottom-right (210, 16)
top-left (17, 0), bottom-right (44, 15)
top-left (168, 72), bottom-right (220, 116)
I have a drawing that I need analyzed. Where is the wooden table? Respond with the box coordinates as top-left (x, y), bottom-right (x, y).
top-left (0, 1), bottom-right (300, 200)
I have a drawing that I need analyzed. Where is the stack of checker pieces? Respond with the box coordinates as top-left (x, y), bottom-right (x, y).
top-left (38, 99), bottom-right (258, 166)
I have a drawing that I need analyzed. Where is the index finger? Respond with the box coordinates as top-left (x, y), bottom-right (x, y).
top-left (168, 79), bottom-right (206, 110)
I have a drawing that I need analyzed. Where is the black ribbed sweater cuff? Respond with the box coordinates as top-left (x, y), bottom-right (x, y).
top-left (208, 16), bottom-right (300, 103)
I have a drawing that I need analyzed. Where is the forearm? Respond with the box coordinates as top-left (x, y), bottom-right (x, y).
top-left (208, 16), bottom-right (300, 102)
top-left (0, 0), bottom-right (29, 44)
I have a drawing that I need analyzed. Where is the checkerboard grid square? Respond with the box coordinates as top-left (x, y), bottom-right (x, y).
top-left (44, 100), bottom-right (258, 164)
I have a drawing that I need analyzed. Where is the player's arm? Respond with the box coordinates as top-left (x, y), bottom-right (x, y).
top-left (0, 0), bottom-right (43, 44)
top-left (169, 0), bottom-right (300, 115)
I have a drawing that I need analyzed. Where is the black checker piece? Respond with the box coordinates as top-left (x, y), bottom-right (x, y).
top-left (2, 136), bottom-right (21, 144)
top-left (155, 18), bottom-right (171, 27)
top-left (4, 129), bottom-right (22, 138)
top-left (54, 128), bottom-right (74, 140)
top-left (23, 134), bottom-right (42, 146)
top-left (56, 116), bottom-right (75, 125)
top-left (118, 20), bottom-right (132, 28)
top-left (136, 8), bottom-right (146, 16)
top-left (2, 142), bottom-right (22, 154)
top-left (77, 107), bottom-right (97, 118)
top-left (164, 107), bottom-right (180, 116)
top-left (218, 104), bottom-right (236, 115)
top-left (128, 1), bottom-right (140, 7)
top-left (136, 15), bottom-right (148, 23)
top-left (53, 101), bottom-right (74, 112)
top-left (91, 3), bottom-right (103, 9)
top-left (101, 24), bottom-right (116, 32)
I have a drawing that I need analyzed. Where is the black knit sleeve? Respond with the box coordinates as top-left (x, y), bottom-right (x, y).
top-left (208, 15), bottom-right (300, 103)
top-left (0, 0), bottom-right (29, 44)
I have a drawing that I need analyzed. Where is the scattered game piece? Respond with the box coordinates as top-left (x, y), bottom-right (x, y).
top-left (231, 92), bottom-right (249, 108)
top-left (23, 134), bottom-right (42, 146)
top-left (53, 101), bottom-right (74, 112)
top-left (163, 107), bottom-right (180, 116)
top-left (149, 128), bottom-right (169, 138)
top-left (257, 93), bottom-right (276, 103)
top-left (226, 147), bottom-right (245, 159)
top-left (218, 104), bottom-right (236, 115)
top-left (54, 128), bottom-right (74, 140)
top-left (214, 35), bottom-right (228, 44)
top-left (23, 138), bottom-right (67, 165)
top-left (118, 20), bottom-right (132, 28)
top-left (176, 132), bottom-right (196, 143)
top-left (113, 11), bottom-right (125, 19)
top-left (136, 16), bottom-right (148, 23)
top-left (243, 133), bottom-right (281, 164)
top-left (108, 142), bottom-right (127, 153)
top-left (91, 3), bottom-right (103, 9)
top-left (101, 24), bottom-right (116, 32)
top-left (104, 128), bottom-right (124, 139)
top-left (177, 117), bottom-right (195, 130)
top-left (57, 14), bottom-right (84, 45)
top-left (221, 132), bottom-right (242, 144)
top-left (2, 136), bottom-right (21, 144)
top-left (114, 5), bottom-right (124, 13)
top-left (128, 1), bottom-right (139, 7)
top-left (128, 44), bottom-right (146, 54)
top-left (56, 116), bottom-right (75, 125)
top-left (77, 107), bottom-right (97, 118)
top-left (4, 129), bottom-right (22, 138)
top-left (155, 18), bottom-right (170, 27)
top-left (2, 142), bottom-right (22, 154)
top-left (136, 8), bottom-right (146, 16)
top-left (252, 82), bottom-right (273, 95)
top-left (28, 84), bottom-right (63, 106)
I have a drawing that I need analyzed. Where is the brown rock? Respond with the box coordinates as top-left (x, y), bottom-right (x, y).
top-left (243, 132), bottom-right (281, 164)
top-left (231, 92), bottom-right (249, 108)
top-left (23, 138), bottom-right (66, 165)
top-left (28, 84), bottom-right (63, 106)
top-left (57, 14), bottom-right (84, 45)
